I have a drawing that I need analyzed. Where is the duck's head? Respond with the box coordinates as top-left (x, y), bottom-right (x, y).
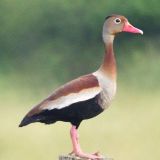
top-left (103, 15), bottom-right (143, 42)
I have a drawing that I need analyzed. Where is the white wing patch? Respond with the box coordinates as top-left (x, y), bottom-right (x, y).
top-left (43, 87), bottom-right (101, 110)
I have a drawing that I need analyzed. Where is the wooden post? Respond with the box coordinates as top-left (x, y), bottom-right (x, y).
top-left (59, 154), bottom-right (113, 160)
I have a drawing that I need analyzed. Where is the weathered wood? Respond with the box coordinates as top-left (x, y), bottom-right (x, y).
top-left (59, 155), bottom-right (113, 160)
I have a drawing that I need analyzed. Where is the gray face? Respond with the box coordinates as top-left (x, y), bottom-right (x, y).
top-left (103, 15), bottom-right (127, 35)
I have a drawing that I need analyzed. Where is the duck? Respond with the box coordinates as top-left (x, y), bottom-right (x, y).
top-left (19, 15), bottom-right (143, 160)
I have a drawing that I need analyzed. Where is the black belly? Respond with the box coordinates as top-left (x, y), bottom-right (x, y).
top-left (32, 95), bottom-right (103, 128)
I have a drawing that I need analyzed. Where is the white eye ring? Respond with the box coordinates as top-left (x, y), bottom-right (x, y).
top-left (114, 18), bottom-right (121, 24)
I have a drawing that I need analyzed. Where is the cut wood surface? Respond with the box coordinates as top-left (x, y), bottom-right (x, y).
top-left (59, 154), bottom-right (113, 160)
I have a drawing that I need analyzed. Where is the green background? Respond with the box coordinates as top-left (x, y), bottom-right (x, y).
top-left (0, 0), bottom-right (160, 160)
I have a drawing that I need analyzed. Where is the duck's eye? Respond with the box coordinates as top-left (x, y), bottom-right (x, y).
top-left (114, 18), bottom-right (121, 24)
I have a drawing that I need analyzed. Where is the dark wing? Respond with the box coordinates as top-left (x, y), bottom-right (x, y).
top-left (23, 74), bottom-right (101, 118)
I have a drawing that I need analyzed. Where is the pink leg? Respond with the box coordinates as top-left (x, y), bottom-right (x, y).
top-left (70, 125), bottom-right (103, 160)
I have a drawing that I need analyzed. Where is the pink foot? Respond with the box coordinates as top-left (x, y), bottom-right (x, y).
top-left (70, 150), bottom-right (103, 159)
top-left (74, 151), bottom-right (103, 159)
top-left (70, 125), bottom-right (104, 160)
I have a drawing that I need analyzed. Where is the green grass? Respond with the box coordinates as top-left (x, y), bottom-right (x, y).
top-left (0, 84), bottom-right (160, 160)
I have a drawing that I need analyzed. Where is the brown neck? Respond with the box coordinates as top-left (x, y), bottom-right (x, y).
top-left (100, 34), bottom-right (117, 80)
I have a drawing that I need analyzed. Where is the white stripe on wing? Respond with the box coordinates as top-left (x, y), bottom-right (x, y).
top-left (43, 87), bottom-right (101, 110)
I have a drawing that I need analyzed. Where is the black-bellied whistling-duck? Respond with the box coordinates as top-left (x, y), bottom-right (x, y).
top-left (19, 15), bottom-right (143, 159)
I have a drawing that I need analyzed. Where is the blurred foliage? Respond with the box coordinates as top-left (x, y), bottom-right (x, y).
top-left (0, 0), bottom-right (160, 92)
